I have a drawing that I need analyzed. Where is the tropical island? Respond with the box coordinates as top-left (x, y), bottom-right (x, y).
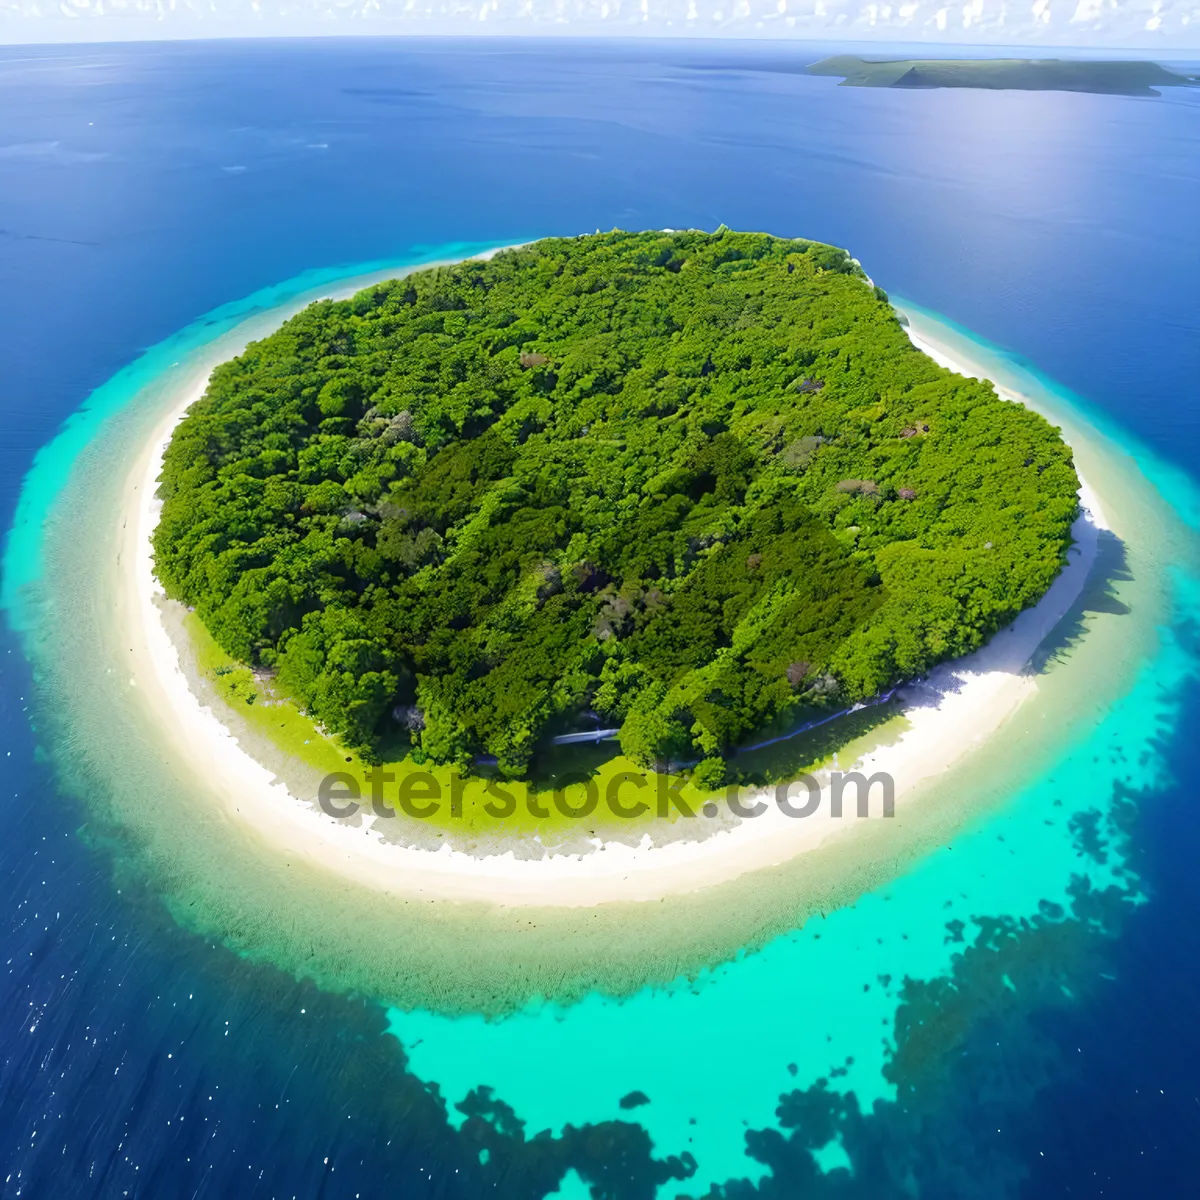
top-left (805, 55), bottom-right (1199, 96)
top-left (153, 229), bottom-right (1080, 798)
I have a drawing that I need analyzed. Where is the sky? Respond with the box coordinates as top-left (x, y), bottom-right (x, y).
top-left (1, 1), bottom-right (1199, 56)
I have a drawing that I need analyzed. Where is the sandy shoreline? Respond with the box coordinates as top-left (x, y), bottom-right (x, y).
top-left (117, 272), bottom-right (1106, 908)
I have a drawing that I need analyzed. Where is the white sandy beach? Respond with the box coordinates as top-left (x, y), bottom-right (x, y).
top-left (116, 281), bottom-right (1106, 908)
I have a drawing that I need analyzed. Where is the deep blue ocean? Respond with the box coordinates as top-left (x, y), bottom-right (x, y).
top-left (2, 36), bottom-right (1199, 1199)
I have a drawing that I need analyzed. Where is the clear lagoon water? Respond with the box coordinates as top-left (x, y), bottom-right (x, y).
top-left (2, 36), bottom-right (1200, 1199)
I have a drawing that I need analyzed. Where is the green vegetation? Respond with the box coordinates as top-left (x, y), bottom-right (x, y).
top-left (182, 609), bottom-right (716, 837)
top-left (155, 229), bottom-right (1078, 779)
top-left (806, 55), bottom-right (1199, 96)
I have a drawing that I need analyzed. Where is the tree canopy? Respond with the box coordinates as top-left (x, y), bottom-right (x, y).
top-left (154, 229), bottom-right (1079, 777)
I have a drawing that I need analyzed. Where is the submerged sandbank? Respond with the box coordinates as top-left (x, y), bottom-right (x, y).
top-left (117, 270), bottom-right (1104, 908)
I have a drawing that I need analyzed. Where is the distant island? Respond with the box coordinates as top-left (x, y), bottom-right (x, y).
top-left (806, 56), bottom-right (1199, 96)
top-left (154, 230), bottom-right (1079, 783)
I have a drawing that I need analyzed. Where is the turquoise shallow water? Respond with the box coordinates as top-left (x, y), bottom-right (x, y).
top-left (388, 647), bottom-right (1165, 1191)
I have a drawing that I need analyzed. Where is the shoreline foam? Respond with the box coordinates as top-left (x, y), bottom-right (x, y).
top-left (118, 275), bottom-right (1104, 908)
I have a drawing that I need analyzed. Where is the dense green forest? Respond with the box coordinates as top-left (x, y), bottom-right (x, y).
top-left (154, 229), bottom-right (1079, 779)
top-left (806, 55), bottom-right (1199, 97)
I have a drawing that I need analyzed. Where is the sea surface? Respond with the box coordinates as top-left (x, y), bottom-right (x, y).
top-left (2, 36), bottom-right (1199, 1200)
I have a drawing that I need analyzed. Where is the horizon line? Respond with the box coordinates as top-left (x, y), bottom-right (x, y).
top-left (2, 28), bottom-right (1200, 54)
